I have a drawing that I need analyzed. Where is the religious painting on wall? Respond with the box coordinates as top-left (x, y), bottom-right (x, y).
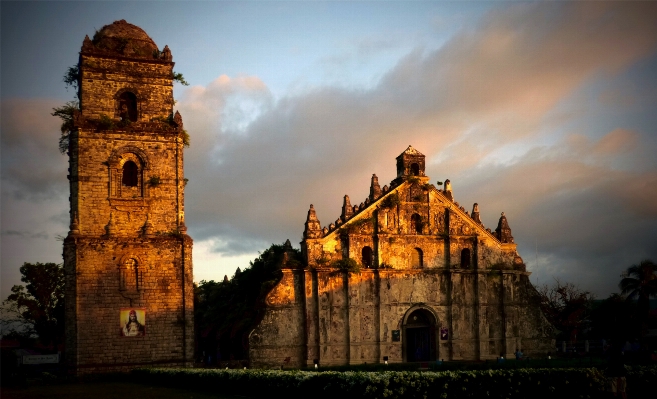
top-left (440, 327), bottom-right (448, 340)
top-left (120, 308), bottom-right (146, 337)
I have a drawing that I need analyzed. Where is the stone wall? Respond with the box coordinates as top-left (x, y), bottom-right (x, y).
top-left (79, 54), bottom-right (174, 122)
top-left (69, 127), bottom-right (186, 236)
top-left (64, 235), bottom-right (193, 373)
top-left (250, 268), bottom-right (553, 368)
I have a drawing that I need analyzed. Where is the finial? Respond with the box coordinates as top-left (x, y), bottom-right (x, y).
top-left (495, 212), bottom-right (514, 243)
top-left (69, 211), bottom-right (80, 236)
top-left (82, 35), bottom-right (93, 51)
top-left (304, 204), bottom-right (322, 239)
top-left (174, 110), bottom-right (183, 128)
top-left (443, 179), bottom-right (453, 201)
top-left (105, 213), bottom-right (115, 236)
top-left (471, 203), bottom-right (482, 224)
top-left (370, 174), bottom-right (382, 201)
top-left (161, 44), bottom-right (172, 61)
top-left (342, 195), bottom-right (353, 221)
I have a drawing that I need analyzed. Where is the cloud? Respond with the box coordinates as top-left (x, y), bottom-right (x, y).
top-left (1, 99), bottom-right (71, 300)
top-left (450, 130), bottom-right (657, 296)
top-left (173, 2), bottom-right (657, 297)
top-left (1, 99), bottom-right (69, 201)
top-left (2, 230), bottom-right (49, 240)
top-left (2, 2), bottom-right (655, 299)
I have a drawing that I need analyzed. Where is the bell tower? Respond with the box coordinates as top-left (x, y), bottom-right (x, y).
top-left (393, 145), bottom-right (427, 184)
top-left (63, 20), bottom-right (193, 374)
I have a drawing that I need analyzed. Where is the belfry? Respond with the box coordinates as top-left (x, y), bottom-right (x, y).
top-left (63, 20), bottom-right (193, 373)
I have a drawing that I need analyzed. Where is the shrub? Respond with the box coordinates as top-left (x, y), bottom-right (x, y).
top-left (147, 176), bottom-right (161, 187)
top-left (380, 192), bottom-right (400, 209)
top-left (97, 114), bottom-right (115, 130)
top-left (129, 366), bottom-right (655, 399)
top-left (330, 258), bottom-right (360, 274)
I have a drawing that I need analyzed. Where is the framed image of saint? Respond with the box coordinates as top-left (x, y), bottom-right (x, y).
top-left (120, 308), bottom-right (146, 337)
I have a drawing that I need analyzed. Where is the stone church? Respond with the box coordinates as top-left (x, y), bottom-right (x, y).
top-left (63, 20), bottom-right (193, 373)
top-left (249, 146), bottom-right (554, 367)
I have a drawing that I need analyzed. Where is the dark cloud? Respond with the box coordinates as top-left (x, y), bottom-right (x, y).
top-left (450, 133), bottom-right (657, 297)
top-left (1, 99), bottom-right (69, 201)
top-left (2, 230), bottom-right (49, 240)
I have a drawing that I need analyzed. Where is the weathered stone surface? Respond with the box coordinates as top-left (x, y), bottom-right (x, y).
top-left (64, 21), bottom-right (193, 374)
top-left (250, 146), bottom-right (554, 367)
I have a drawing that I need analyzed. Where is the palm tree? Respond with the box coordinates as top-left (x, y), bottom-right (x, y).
top-left (619, 259), bottom-right (657, 327)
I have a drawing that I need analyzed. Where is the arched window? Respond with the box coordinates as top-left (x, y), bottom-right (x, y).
top-left (118, 91), bottom-right (138, 122)
top-left (410, 213), bottom-right (422, 234)
top-left (460, 248), bottom-right (471, 269)
top-left (410, 163), bottom-right (420, 176)
top-left (361, 246), bottom-right (373, 268)
top-left (120, 258), bottom-right (140, 291)
top-left (122, 161), bottom-right (138, 187)
top-left (411, 248), bottom-right (423, 268)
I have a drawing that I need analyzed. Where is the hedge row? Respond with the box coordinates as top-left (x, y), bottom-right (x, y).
top-left (130, 366), bottom-right (655, 399)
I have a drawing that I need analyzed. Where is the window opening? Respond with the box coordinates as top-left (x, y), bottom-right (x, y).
top-left (361, 246), bottom-right (373, 268)
top-left (122, 161), bottom-right (138, 187)
top-left (410, 163), bottom-right (420, 176)
top-left (411, 213), bottom-right (422, 234)
top-left (461, 248), bottom-right (471, 269)
top-left (411, 248), bottom-right (423, 268)
top-left (119, 92), bottom-right (138, 122)
top-left (120, 258), bottom-right (139, 291)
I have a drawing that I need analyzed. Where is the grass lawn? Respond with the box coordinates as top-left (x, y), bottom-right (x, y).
top-left (1, 381), bottom-right (244, 399)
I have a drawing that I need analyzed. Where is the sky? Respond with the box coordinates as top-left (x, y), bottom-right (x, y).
top-left (2, 1), bottom-right (657, 301)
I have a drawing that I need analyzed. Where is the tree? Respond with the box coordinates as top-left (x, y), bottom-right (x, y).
top-left (51, 100), bottom-right (79, 154)
top-left (194, 241), bottom-right (301, 363)
top-left (1, 263), bottom-right (65, 349)
top-left (536, 279), bottom-right (594, 341)
top-left (619, 259), bottom-right (657, 328)
top-left (589, 293), bottom-right (639, 342)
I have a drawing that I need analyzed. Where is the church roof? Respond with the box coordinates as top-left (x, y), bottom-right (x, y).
top-left (84, 20), bottom-right (159, 59)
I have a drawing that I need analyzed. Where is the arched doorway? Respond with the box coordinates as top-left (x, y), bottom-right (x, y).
top-left (403, 308), bottom-right (437, 362)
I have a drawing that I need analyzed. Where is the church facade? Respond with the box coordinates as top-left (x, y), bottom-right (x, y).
top-left (249, 146), bottom-right (554, 367)
top-left (63, 21), bottom-right (193, 374)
